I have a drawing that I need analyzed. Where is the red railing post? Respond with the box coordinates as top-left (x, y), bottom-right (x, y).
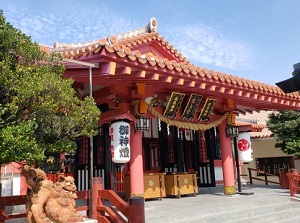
top-left (93, 177), bottom-right (104, 219)
top-left (129, 196), bottom-right (145, 223)
top-left (287, 174), bottom-right (295, 197)
top-left (280, 168), bottom-right (289, 189)
top-left (290, 169), bottom-right (299, 193)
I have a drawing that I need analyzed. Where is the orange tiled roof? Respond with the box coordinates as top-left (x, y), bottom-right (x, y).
top-left (237, 111), bottom-right (273, 139)
top-left (47, 17), bottom-right (300, 101)
top-left (235, 121), bottom-right (265, 130)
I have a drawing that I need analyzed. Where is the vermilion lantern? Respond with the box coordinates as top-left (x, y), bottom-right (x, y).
top-left (110, 121), bottom-right (130, 163)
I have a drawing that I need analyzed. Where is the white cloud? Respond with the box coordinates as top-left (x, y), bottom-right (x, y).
top-left (163, 23), bottom-right (253, 71)
top-left (0, 1), bottom-right (253, 73)
top-left (1, 1), bottom-right (138, 45)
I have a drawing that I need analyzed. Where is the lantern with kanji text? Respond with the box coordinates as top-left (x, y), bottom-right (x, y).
top-left (110, 121), bottom-right (130, 163)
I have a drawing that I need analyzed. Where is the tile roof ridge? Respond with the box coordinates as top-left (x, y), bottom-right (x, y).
top-left (44, 18), bottom-right (300, 99)
top-left (115, 17), bottom-right (157, 42)
top-left (38, 44), bottom-right (53, 52)
top-left (51, 17), bottom-right (158, 52)
top-left (236, 118), bottom-right (260, 124)
top-left (235, 121), bottom-right (266, 129)
top-left (53, 40), bottom-right (102, 51)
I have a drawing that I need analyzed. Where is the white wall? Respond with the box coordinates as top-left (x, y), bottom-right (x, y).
top-left (214, 166), bottom-right (223, 182)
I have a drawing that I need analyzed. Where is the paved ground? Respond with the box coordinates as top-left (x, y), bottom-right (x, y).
top-left (144, 184), bottom-right (292, 222)
top-left (5, 184), bottom-right (293, 223)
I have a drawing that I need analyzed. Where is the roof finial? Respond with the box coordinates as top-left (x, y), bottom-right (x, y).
top-left (145, 17), bottom-right (157, 33)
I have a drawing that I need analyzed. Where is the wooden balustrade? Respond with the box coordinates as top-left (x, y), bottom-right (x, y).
top-left (0, 189), bottom-right (130, 223)
top-left (96, 189), bottom-right (129, 223)
top-left (0, 190), bottom-right (90, 223)
top-left (0, 195), bottom-right (27, 222)
top-left (247, 167), bottom-right (280, 185)
top-left (287, 173), bottom-right (300, 198)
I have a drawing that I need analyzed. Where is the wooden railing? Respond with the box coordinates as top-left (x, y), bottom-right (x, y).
top-left (0, 194), bottom-right (27, 222)
top-left (96, 190), bottom-right (129, 223)
top-left (0, 190), bottom-right (90, 223)
top-left (247, 167), bottom-right (280, 185)
top-left (287, 173), bottom-right (300, 198)
top-left (0, 189), bottom-right (130, 223)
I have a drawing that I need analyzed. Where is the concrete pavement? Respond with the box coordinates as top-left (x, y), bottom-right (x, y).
top-left (144, 184), bottom-right (299, 223)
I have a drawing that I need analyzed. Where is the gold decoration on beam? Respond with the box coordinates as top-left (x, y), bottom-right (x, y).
top-left (123, 67), bottom-right (131, 75)
top-left (152, 73), bottom-right (159, 80)
top-left (198, 98), bottom-right (217, 122)
top-left (177, 78), bottom-right (184, 85)
top-left (182, 94), bottom-right (203, 121)
top-left (148, 104), bottom-right (229, 130)
top-left (164, 76), bottom-right (172, 83)
top-left (132, 100), bottom-right (230, 130)
top-left (108, 61), bottom-right (116, 75)
top-left (137, 70), bottom-right (146, 78)
top-left (163, 92), bottom-right (185, 118)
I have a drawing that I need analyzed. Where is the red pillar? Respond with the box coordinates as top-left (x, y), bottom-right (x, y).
top-left (129, 126), bottom-right (145, 197)
top-left (219, 121), bottom-right (236, 195)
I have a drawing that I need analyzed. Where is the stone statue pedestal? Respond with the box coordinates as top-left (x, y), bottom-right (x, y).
top-left (6, 218), bottom-right (98, 223)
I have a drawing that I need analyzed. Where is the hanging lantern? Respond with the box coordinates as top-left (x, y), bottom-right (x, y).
top-left (236, 132), bottom-right (253, 163)
top-left (226, 125), bottom-right (239, 138)
top-left (110, 121), bottom-right (130, 163)
top-left (134, 116), bottom-right (150, 131)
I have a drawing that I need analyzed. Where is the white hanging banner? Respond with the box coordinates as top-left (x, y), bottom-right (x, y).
top-left (110, 121), bottom-right (130, 163)
top-left (236, 132), bottom-right (253, 163)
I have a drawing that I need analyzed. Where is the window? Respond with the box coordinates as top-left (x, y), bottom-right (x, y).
top-left (256, 156), bottom-right (293, 175)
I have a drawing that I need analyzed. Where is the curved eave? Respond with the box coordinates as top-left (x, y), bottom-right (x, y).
top-left (47, 29), bottom-right (300, 111)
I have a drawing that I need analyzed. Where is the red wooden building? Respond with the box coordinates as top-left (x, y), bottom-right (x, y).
top-left (44, 17), bottom-right (300, 196)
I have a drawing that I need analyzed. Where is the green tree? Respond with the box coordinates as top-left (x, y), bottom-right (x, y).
top-left (0, 10), bottom-right (100, 166)
top-left (267, 110), bottom-right (300, 157)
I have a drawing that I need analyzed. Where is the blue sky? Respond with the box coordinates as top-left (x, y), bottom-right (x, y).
top-left (0, 0), bottom-right (299, 86)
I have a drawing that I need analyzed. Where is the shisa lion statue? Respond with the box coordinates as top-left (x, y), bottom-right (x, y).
top-left (45, 175), bottom-right (84, 223)
top-left (21, 166), bottom-right (53, 223)
top-left (21, 166), bottom-right (83, 223)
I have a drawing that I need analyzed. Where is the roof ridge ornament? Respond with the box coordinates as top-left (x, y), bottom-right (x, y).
top-left (113, 17), bottom-right (157, 42)
top-left (145, 17), bottom-right (157, 33)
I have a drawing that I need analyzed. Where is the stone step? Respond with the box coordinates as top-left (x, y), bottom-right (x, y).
top-left (231, 207), bottom-right (300, 223)
top-left (200, 202), bottom-right (300, 223)
top-left (276, 215), bottom-right (300, 223)
top-left (175, 206), bottom-right (300, 223)
top-left (146, 197), bottom-right (300, 223)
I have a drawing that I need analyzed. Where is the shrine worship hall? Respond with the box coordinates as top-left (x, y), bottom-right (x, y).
top-left (41, 17), bottom-right (300, 199)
